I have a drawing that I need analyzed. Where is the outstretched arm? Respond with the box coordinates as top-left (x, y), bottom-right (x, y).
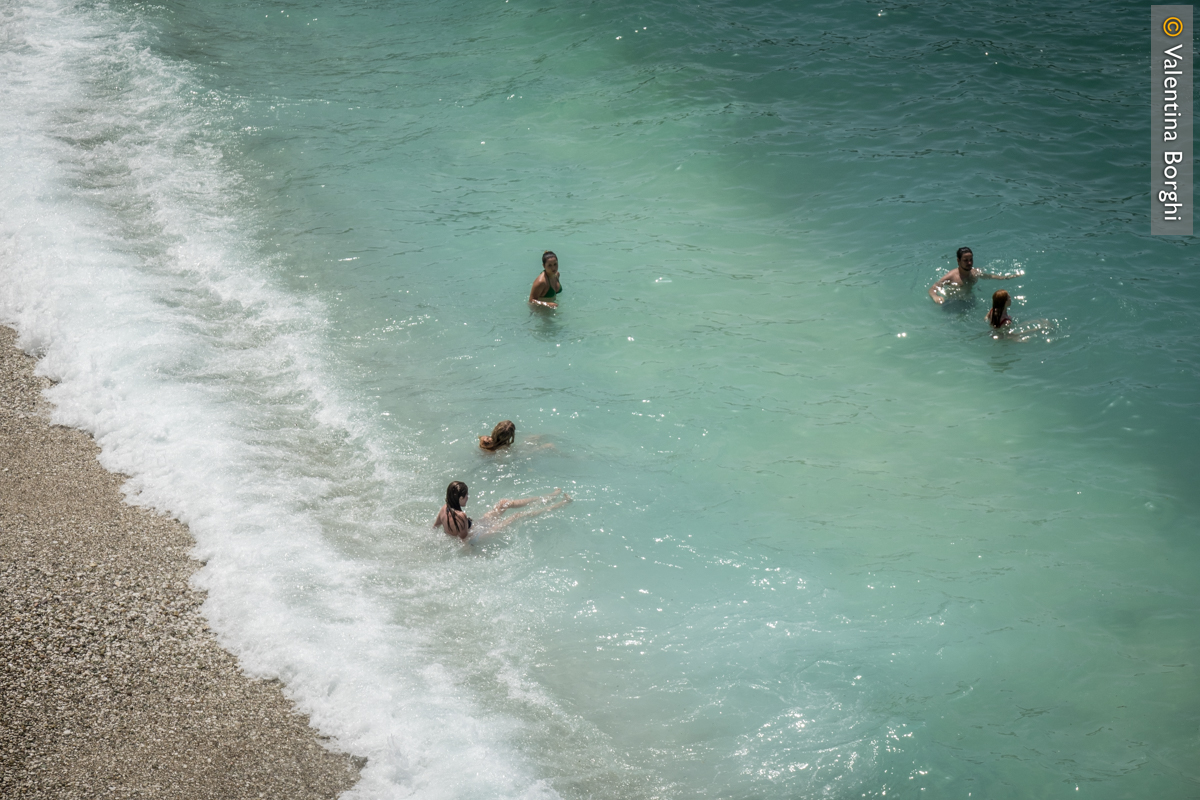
top-left (981, 268), bottom-right (1023, 280)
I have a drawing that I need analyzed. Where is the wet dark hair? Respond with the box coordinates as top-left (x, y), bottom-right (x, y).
top-left (956, 247), bottom-right (973, 261)
top-left (542, 250), bottom-right (557, 266)
top-left (446, 481), bottom-right (468, 512)
top-left (988, 290), bottom-right (1010, 328)
top-left (479, 420), bottom-right (516, 451)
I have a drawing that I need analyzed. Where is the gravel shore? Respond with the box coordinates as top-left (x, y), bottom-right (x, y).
top-left (0, 326), bottom-right (362, 799)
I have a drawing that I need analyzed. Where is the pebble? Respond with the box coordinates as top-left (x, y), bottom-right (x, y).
top-left (1, 326), bottom-right (363, 799)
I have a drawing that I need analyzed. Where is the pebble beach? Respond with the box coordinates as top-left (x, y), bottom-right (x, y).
top-left (0, 325), bottom-right (361, 799)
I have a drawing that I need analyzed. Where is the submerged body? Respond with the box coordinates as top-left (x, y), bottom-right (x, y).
top-left (992, 318), bottom-right (1059, 342)
top-left (434, 482), bottom-right (571, 541)
top-left (479, 420), bottom-right (516, 451)
top-left (529, 251), bottom-right (563, 308)
top-left (929, 247), bottom-right (1020, 304)
top-left (985, 289), bottom-right (1059, 342)
top-left (986, 290), bottom-right (1013, 330)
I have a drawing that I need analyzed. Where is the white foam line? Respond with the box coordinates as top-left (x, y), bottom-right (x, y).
top-left (0, 2), bottom-right (557, 797)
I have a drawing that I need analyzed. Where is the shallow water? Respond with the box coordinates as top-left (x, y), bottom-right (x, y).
top-left (1, 0), bottom-right (1198, 797)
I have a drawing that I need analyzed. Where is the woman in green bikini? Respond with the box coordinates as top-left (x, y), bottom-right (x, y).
top-left (528, 250), bottom-right (563, 308)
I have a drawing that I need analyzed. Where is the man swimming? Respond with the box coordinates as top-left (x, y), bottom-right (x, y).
top-left (928, 247), bottom-right (1020, 304)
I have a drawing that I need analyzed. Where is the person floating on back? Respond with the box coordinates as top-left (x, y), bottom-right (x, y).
top-left (986, 290), bottom-right (1013, 330)
top-left (529, 250), bottom-right (563, 308)
top-left (928, 247), bottom-right (1020, 304)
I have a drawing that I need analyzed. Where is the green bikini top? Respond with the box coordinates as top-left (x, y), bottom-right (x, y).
top-left (541, 277), bottom-right (563, 301)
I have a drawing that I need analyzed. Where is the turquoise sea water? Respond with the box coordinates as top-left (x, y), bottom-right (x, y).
top-left (2, 0), bottom-right (1198, 797)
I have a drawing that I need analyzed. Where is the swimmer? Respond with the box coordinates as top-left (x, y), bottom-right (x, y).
top-left (433, 481), bottom-right (571, 541)
top-left (478, 420), bottom-right (555, 453)
top-left (986, 290), bottom-right (1013, 330)
top-left (529, 250), bottom-right (563, 309)
top-left (479, 420), bottom-right (516, 451)
top-left (984, 290), bottom-right (1058, 341)
top-left (928, 247), bottom-right (1020, 304)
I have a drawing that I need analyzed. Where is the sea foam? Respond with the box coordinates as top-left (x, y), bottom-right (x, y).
top-left (0, 2), bottom-right (558, 797)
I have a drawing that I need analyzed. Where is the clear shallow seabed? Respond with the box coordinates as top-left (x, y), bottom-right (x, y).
top-left (1, 0), bottom-right (1198, 797)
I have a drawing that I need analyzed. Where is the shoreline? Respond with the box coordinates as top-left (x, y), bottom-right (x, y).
top-left (0, 325), bottom-right (362, 799)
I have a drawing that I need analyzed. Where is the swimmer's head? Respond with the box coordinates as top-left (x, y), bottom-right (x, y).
top-left (956, 247), bottom-right (974, 269)
top-left (542, 250), bottom-right (558, 271)
top-left (494, 420), bottom-right (516, 447)
top-left (446, 480), bottom-right (469, 511)
top-left (479, 420), bottom-right (516, 451)
top-left (989, 290), bottom-right (1010, 326)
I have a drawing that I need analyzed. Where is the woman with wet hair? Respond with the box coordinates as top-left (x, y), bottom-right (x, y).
top-left (434, 481), bottom-right (571, 541)
top-left (528, 250), bottom-right (563, 308)
top-left (986, 290), bottom-right (1013, 330)
top-left (434, 481), bottom-right (473, 539)
top-left (479, 420), bottom-right (516, 451)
